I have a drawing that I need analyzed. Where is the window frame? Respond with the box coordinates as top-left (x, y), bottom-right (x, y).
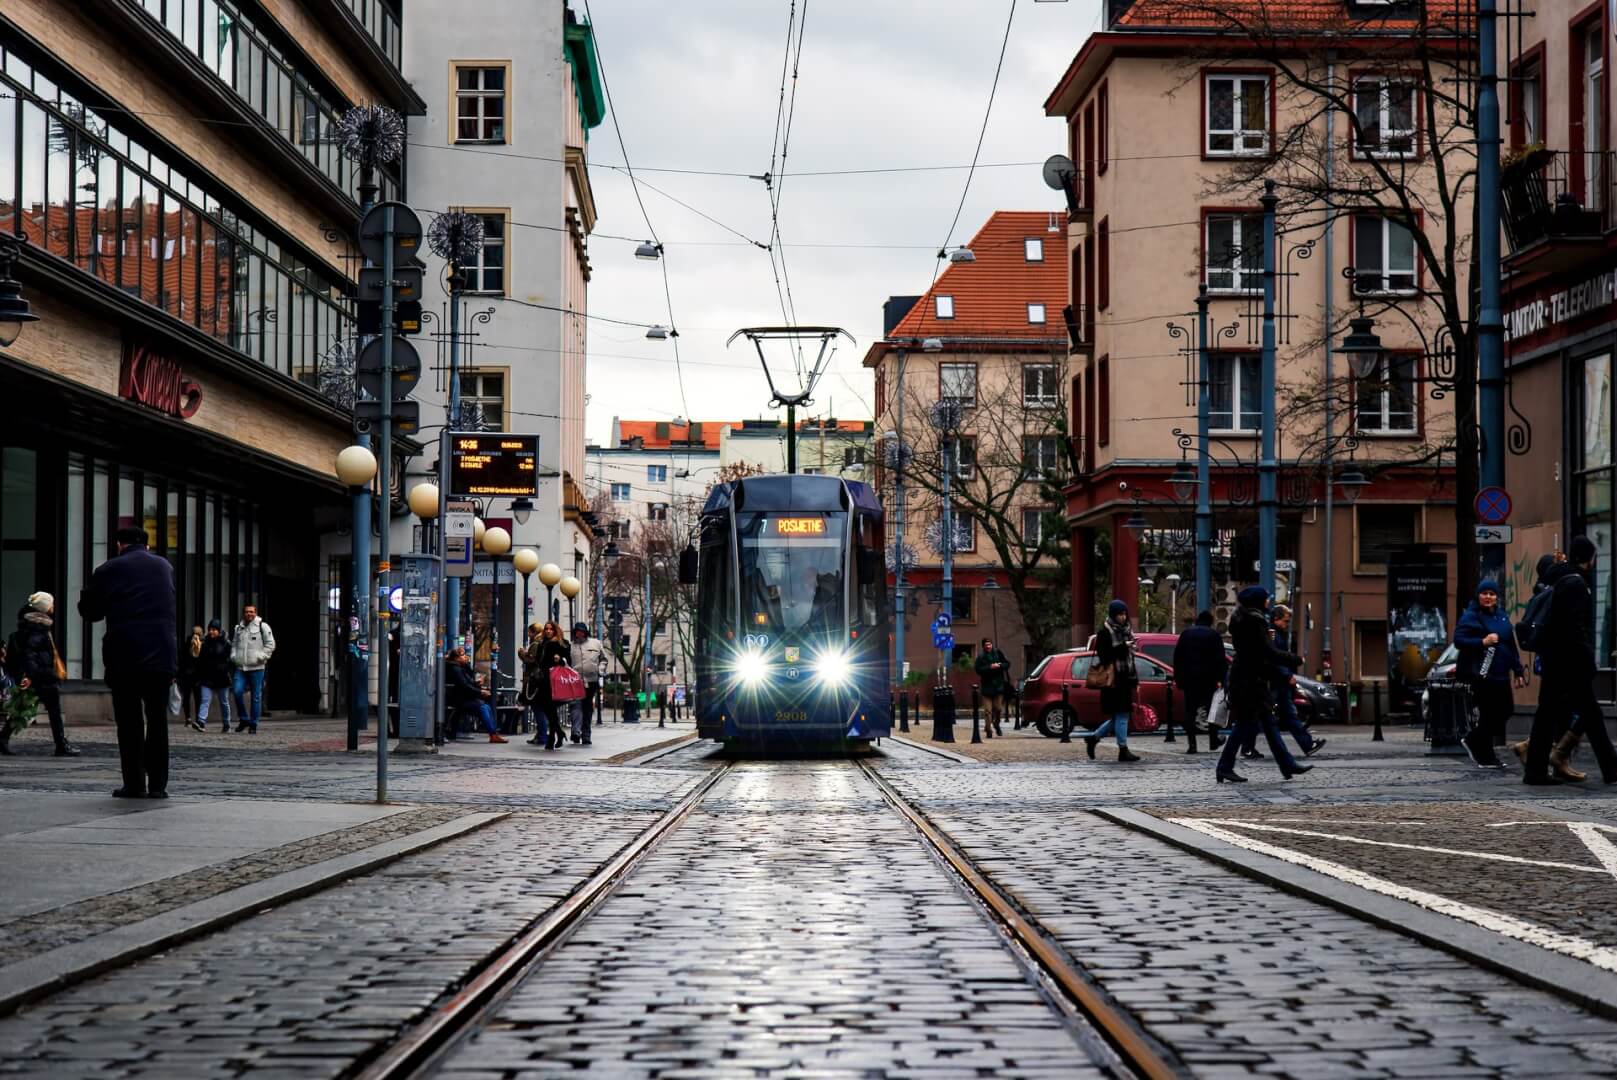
top-left (1097, 81), bottom-right (1110, 173)
top-left (1098, 216), bottom-right (1110, 311)
top-left (1353, 503), bottom-right (1423, 573)
top-left (1023, 362), bottom-right (1059, 408)
top-left (647, 501), bottom-right (669, 521)
top-left (1027, 302), bottom-right (1047, 324)
top-left (1352, 351), bottom-right (1421, 436)
top-left (1509, 44), bottom-right (1547, 150)
top-left (1202, 209), bottom-right (1264, 294)
top-left (457, 367), bottom-right (509, 430)
top-left (1024, 237), bottom-right (1045, 262)
top-left (610, 482), bottom-right (631, 502)
top-left (1097, 355), bottom-right (1111, 447)
top-left (939, 361), bottom-right (978, 408)
top-left (1021, 507), bottom-right (1049, 549)
top-left (647, 464), bottom-right (668, 484)
top-left (946, 508), bottom-right (977, 555)
top-left (1202, 70), bottom-right (1273, 158)
top-left (934, 294), bottom-right (955, 319)
top-left (947, 435), bottom-right (977, 481)
top-left (451, 61), bottom-right (511, 145)
top-left (1350, 72), bottom-right (1421, 160)
top-left (1208, 351), bottom-right (1262, 434)
top-left (1023, 435), bottom-right (1063, 480)
top-left (951, 585), bottom-right (977, 622)
top-left (451, 206), bottom-right (509, 295)
top-left (1351, 213), bottom-right (1421, 297)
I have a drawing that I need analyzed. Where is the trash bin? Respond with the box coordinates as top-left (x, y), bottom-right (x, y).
top-left (1424, 678), bottom-right (1470, 754)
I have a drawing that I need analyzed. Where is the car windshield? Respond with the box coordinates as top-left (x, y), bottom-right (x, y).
top-left (736, 512), bottom-right (845, 639)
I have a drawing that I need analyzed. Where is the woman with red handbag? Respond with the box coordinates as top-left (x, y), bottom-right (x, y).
top-left (519, 622), bottom-right (571, 750)
top-left (1073, 599), bottom-right (1142, 762)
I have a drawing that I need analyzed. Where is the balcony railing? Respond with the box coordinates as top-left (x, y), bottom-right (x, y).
top-left (1501, 147), bottom-right (1610, 255)
top-left (1063, 304), bottom-right (1094, 354)
top-left (342, 0), bottom-right (403, 70)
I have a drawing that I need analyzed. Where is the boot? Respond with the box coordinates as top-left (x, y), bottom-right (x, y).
top-left (1509, 739), bottom-right (1529, 765)
top-left (1117, 747), bottom-right (1141, 762)
top-left (1550, 732), bottom-right (1587, 782)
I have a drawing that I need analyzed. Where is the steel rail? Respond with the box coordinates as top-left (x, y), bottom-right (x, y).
top-left (856, 760), bottom-right (1186, 1080)
top-left (350, 762), bottom-right (733, 1080)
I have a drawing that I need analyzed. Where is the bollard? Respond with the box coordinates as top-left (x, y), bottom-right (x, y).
top-left (899, 688), bottom-right (910, 733)
top-left (971, 684), bottom-right (982, 744)
top-left (911, 689), bottom-right (920, 729)
top-left (932, 683), bottom-right (955, 743)
top-left (1371, 679), bottom-right (1385, 742)
top-left (1059, 682), bottom-right (1073, 743)
top-left (658, 692), bottom-right (666, 729)
top-left (1164, 675), bottom-right (1176, 743)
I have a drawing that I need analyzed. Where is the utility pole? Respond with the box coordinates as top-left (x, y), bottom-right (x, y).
top-left (1258, 181), bottom-right (1279, 595)
top-left (892, 348), bottom-right (908, 691)
top-left (1476, 0), bottom-right (1505, 580)
top-left (374, 204), bottom-right (397, 802)
top-left (1194, 287), bottom-right (1212, 615)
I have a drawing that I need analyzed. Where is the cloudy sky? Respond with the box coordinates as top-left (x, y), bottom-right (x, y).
top-left (578, 0), bottom-right (1102, 445)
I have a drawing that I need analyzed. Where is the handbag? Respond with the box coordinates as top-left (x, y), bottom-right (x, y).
top-left (1084, 660), bottom-right (1115, 690)
top-left (167, 681), bottom-right (183, 718)
top-left (549, 664), bottom-right (586, 703)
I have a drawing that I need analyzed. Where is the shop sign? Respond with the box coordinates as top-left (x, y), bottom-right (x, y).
top-left (119, 341), bottom-right (202, 419)
top-left (1504, 268), bottom-right (1617, 345)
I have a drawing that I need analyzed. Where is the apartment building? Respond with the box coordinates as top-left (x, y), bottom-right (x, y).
top-left (719, 417), bottom-right (875, 479)
top-left (0, 0), bottom-right (419, 716)
top-left (865, 210), bottom-right (1072, 674)
top-left (1047, 0), bottom-right (1466, 683)
top-left (397, 1), bottom-right (602, 683)
top-left (1496, 0), bottom-right (1617, 697)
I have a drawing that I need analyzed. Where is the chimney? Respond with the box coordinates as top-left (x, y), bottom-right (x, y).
top-left (883, 295), bottom-right (921, 336)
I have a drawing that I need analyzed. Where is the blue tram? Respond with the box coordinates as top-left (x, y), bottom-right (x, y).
top-left (684, 474), bottom-right (891, 746)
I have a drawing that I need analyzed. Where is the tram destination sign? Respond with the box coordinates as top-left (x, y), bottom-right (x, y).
top-left (450, 433), bottom-right (539, 497)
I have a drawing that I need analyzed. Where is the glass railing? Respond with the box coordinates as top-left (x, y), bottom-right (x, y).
top-left (342, 0), bottom-right (402, 71)
top-left (130, 0), bottom-right (397, 206)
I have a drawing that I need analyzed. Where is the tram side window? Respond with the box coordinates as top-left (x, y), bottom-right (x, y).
top-left (856, 516), bottom-right (887, 632)
top-left (697, 530), bottom-right (731, 655)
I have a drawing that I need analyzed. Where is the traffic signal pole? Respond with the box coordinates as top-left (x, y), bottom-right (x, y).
top-left (376, 204), bottom-right (395, 803)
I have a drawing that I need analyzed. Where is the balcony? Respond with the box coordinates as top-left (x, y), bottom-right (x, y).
top-left (1063, 304), bottom-right (1094, 355)
top-left (1502, 147), bottom-right (1610, 271)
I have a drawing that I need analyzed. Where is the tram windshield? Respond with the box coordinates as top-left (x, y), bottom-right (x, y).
top-left (737, 512), bottom-right (845, 639)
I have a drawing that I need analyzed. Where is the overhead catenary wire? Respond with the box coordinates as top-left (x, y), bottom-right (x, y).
top-left (933, 0), bottom-right (1019, 277)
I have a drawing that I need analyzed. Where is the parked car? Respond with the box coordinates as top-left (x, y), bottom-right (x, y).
top-left (1020, 649), bottom-right (1190, 738)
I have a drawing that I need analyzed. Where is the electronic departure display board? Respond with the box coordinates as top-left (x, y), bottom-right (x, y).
top-left (450, 433), bottom-right (539, 497)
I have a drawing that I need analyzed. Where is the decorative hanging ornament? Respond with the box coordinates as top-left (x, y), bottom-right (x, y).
top-left (427, 211), bottom-right (486, 265)
top-left (337, 104), bottom-right (405, 168)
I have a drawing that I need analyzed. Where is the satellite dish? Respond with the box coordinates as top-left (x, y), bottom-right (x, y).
top-left (1042, 154), bottom-right (1076, 191)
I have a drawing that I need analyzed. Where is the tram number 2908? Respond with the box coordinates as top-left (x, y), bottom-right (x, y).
top-left (774, 709), bottom-right (808, 723)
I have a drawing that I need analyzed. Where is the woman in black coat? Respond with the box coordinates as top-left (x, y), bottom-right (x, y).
top-left (1074, 599), bottom-right (1142, 762)
top-left (519, 621), bottom-right (571, 750)
top-left (1215, 587), bottom-right (1309, 783)
top-left (195, 619), bottom-right (234, 732)
top-left (4, 592), bottom-right (77, 756)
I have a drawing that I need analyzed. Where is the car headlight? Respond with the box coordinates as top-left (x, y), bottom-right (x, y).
top-left (733, 649), bottom-right (769, 686)
top-left (814, 648), bottom-right (852, 687)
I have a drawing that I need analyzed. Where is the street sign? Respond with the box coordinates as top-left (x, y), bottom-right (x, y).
top-left (1475, 487), bottom-right (1513, 525)
top-left (443, 511), bottom-right (474, 539)
top-left (444, 536), bottom-right (473, 577)
top-left (356, 336), bottom-right (421, 379)
top-left (933, 632), bottom-right (955, 650)
top-left (1475, 524), bottom-right (1514, 545)
top-left (1252, 559), bottom-right (1299, 572)
top-left (471, 562), bottom-right (516, 584)
top-left (357, 201), bottom-right (422, 266)
top-left (931, 613), bottom-right (952, 633)
top-left (450, 432), bottom-right (539, 497)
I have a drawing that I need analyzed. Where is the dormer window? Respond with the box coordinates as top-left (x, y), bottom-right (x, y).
top-left (1028, 303), bottom-right (1047, 324)
top-left (1025, 238), bottom-right (1044, 262)
top-left (935, 295), bottom-right (955, 319)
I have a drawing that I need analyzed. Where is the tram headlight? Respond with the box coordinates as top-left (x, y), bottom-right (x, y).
top-left (814, 647), bottom-right (853, 687)
top-left (734, 649), bottom-right (770, 686)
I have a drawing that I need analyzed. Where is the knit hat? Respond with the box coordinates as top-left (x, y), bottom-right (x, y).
top-left (26, 591), bottom-right (52, 613)
top-left (572, 622), bottom-right (590, 636)
top-left (1476, 578), bottom-right (1500, 597)
top-left (1237, 585), bottom-right (1269, 607)
top-left (208, 617), bottom-right (221, 631)
top-left (1569, 535), bottom-right (1599, 565)
top-left (1107, 599), bottom-right (1128, 617)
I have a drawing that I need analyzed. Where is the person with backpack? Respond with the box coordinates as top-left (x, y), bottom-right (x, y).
top-left (1453, 579), bottom-right (1524, 770)
top-left (1522, 537), bottom-right (1617, 786)
top-left (1510, 553), bottom-right (1587, 777)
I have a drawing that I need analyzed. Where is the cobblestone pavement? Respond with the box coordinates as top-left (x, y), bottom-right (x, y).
top-left (435, 760), bottom-right (1109, 1079)
top-left (0, 810), bottom-right (669, 1079)
top-left (877, 766), bottom-right (1617, 1077)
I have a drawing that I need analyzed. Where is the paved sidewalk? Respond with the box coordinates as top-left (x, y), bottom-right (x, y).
top-left (898, 721), bottom-right (1425, 763)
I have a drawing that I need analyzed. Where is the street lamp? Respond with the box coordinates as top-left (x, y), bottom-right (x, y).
top-left (336, 445), bottom-right (379, 488)
top-left (0, 238), bottom-right (39, 348)
top-left (335, 444), bottom-right (379, 750)
top-left (539, 562), bottom-right (563, 623)
top-left (1169, 458), bottom-right (1199, 504)
top-left (1338, 313), bottom-right (1387, 380)
top-left (407, 482), bottom-right (439, 519)
top-left (635, 241), bottom-right (662, 261)
top-left (1164, 572), bottom-right (1183, 633)
top-left (944, 246), bottom-right (976, 264)
top-left (510, 496), bottom-right (534, 525)
top-left (1336, 464), bottom-right (1370, 505)
top-left (560, 575), bottom-right (582, 627)
top-left (646, 324), bottom-right (671, 341)
top-left (513, 547), bottom-right (540, 625)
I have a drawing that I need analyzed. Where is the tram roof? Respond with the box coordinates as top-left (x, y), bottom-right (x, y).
top-left (702, 474), bottom-right (882, 516)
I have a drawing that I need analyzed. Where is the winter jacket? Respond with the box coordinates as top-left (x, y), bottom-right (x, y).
top-left (974, 648), bottom-right (1012, 697)
top-left (79, 545), bottom-right (177, 681)
top-left (1094, 619), bottom-right (1138, 715)
top-left (197, 636), bottom-right (233, 689)
top-left (1171, 624), bottom-right (1227, 694)
top-left (1269, 626), bottom-right (1297, 690)
top-left (519, 639), bottom-right (570, 704)
top-left (445, 660), bottom-right (483, 711)
top-left (6, 609), bottom-right (60, 688)
top-left (1227, 603), bottom-right (1302, 714)
top-left (230, 618), bottom-right (276, 671)
top-left (1538, 562), bottom-right (1598, 681)
top-left (1453, 595), bottom-right (1524, 685)
top-left (570, 636), bottom-right (606, 684)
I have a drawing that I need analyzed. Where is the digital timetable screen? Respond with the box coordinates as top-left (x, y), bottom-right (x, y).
top-left (449, 434), bottom-right (539, 497)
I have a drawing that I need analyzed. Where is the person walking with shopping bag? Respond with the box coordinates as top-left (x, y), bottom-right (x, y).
top-left (1170, 610), bottom-right (1226, 753)
top-left (520, 622), bottom-right (571, 750)
top-left (1454, 579), bottom-right (1524, 771)
top-left (4, 592), bottom-right (79, 757)
top-left (1073, 600), bottom-right (1142, 762)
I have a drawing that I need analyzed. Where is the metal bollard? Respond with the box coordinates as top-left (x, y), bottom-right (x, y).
top-left (971, 684), bottom-right (982, 744)
top-left (1059, 682), bottom-right (1073, 743)
top-left (899, 688), bottom-right (910, 733)
top-left (1164, 675), bottom-right (1176, 742)
top-left (1371, 679), bottom-right (1385, 742)
top-left (932, 683), bottom-right (955, 743)
top-left (658, 692), bottom-right (666, 729)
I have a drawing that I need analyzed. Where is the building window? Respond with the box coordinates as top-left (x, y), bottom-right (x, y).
top-left (1098, 217), bottom-right (1110, 311)
top-left (1355, 354), bottom-right (1418, 434)
top-left (1205, 73), bottom-right (1270, 156)
top-left (1024, 435), bottom-right (1062, 479)
top-left (1578, 353), bottom-right (1614, 665)
top-left (1353, 76), bottom-right (1417, 158)
top-left (648, 502), bottom-right (668, 521)
top-left (842, 446), bottom-right (867, 468)
top-left (1021, 507), bottom-right (1049, 549)
top-left (460, 211), bottom-right (507, 294)
top-left (1585, 24), bottom-right (1606, 208)
top-left (610, 483), bottom-right (630, 502)
top-left (1025, 237), bottom-right (1044, 262)
top-left (1356, 505), bottom-right (1419, 569)
top-left (1205, 213), bottom-right (1263, 293)
top-left (454, 64), bottom-right (508, 144)
top-left (952, 587), bottom-right (976, 622)
top-left (1097, 356), bottom-right (1110, 447)
top-left (946, 436), bottom-right (976, 480)
top-left (1210, 353), bottom-right (1261, 432)
top-left (1511, 58), bottom-right (1543, 149)
top-left (935, 294), bottom-right (955, 319)
top-left (1353, 216), bottom-right (1417, 296)
top-left (940, 363), bottom-right (977, 406)
top-left (647, 464), bottom-right (667, 483)
top-left (653, 619), bottom-right (667, 637)
top-left (940, 509), bottom-right (975, 554)
top-left (609, 519), bottom-right (632, 539)
top-left (1023, 363), bottom-right (1059, 407)
top-left (458, 370), bottom-right (505, 428)
top-left (653, 653), bottom-right (668, 672)
top-left (1098, 81), bottom-right (1109, 172)
top-left (1027, 303), bottom-right (1047, 324)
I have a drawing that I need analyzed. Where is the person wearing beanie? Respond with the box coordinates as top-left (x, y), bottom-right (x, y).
top-left (1071, 600), bottom-right (1142, 762)
top-left (1215, 585), bottom-right (1309, 783)
top-left (569, 621), bottom-right (605, 745)
top-left (1170, 610), bottom-right (1227, 753)
top-left (1524, 538), bottom-right (1617, 786)
top-left (1453, 579), bottom-right (1525, 770)
top-left (194, 619), bottom-right (234, 733)
top-left (3, 591), bottom-right (78, 757)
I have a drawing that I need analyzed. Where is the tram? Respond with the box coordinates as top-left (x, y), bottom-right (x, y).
top-left (682, 473), bottom-right (891, 747)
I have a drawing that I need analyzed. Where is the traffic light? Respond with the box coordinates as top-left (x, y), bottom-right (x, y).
top-left (352, 201), bottom-right (425, 438)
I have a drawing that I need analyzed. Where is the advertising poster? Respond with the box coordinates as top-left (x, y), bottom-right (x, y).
top-left (1387, 546), bottom-right (1449, 712)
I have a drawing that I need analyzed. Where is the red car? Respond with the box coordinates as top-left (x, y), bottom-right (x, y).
top-left (1020, 648), bottom-right (1191, 738)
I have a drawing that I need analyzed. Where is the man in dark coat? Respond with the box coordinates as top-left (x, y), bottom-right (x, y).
top-left (973, 637), bottom-right (1012, 737)
top-left (1170, 610), bottom-right (1227, 753)
top-left (1525, 536), bottom-right (1617, 786)
top-left (1214, 586), bottom-right (1309, 783)
top-left (80, 526), bottom-right (176, 798)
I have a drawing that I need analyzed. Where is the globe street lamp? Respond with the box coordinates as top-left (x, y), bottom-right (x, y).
top-left (335, 445), bottom-right (378, 751)
top-left (560, 575), bottom-right (582, 628)
top-left (1164, 572), bottom-right (1183, 634)
top-left (482, 526), bottom-right (511, 677)
top-left (513, 548), bottom-right (540, 627)
top-left (539, 562), bottom-right (563, 623)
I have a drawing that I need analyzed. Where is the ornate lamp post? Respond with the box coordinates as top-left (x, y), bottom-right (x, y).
top-left (481, 525), bottom-right (511, 680)
top-left (0, 238), bottom-right (39, 348)
top-left (335, 444), bottom-right (378, 750)
top-left (539, 562), bottom-right (563, 623)
top-left (560, 575), bottom-right (582, 627)
top-left (513, 548), bottom-right (540, 630)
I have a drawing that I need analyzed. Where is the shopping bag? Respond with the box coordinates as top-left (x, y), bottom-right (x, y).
top-left (167, 682), bottom-right (183, 718)
top-left (1130, 702), bottom-right (1159, 734)
top-left (549, 665), bottom-right (586, 702)
top-left (1206, 688), bottom-right (1229, 730)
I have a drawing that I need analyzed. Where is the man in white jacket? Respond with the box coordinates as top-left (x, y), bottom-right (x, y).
top-left (569, 622), bottom-right (605, 745)
top-left (229, 604), bottom-right (276, 733)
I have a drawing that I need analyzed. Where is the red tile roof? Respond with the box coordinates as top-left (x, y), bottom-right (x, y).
top-left (1114, 0), bottom-right (1466, 28)
top-left (884, 211), bottom-right (1070, 343)
top-left (616, 420), bottom-right (735, 449)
